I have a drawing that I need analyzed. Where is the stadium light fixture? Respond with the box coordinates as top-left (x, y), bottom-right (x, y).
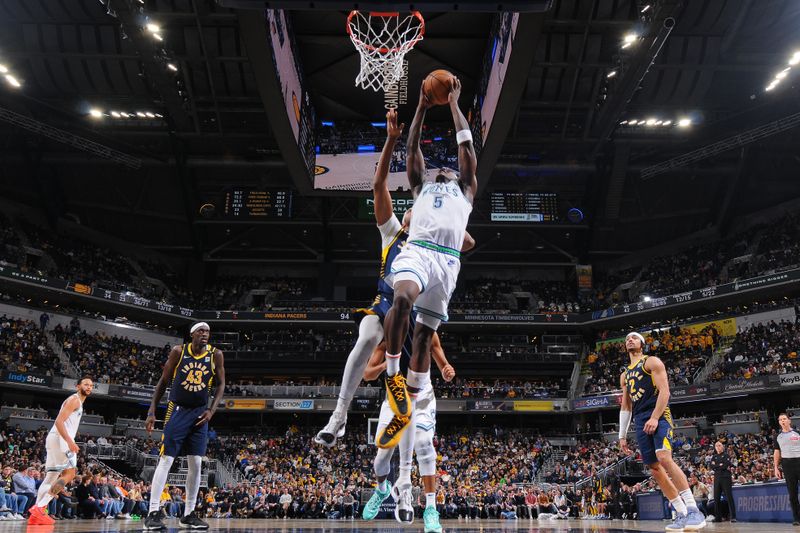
top-left (642, 295), bottom-right (652, 302)
top-left (654, 120), bottom-right (663, 125)
top-left (790, 51), bottom-right (800, 66)
top-left (607, 70), bottom-right (617, 78)
top-left (0, 64), bottom-right (7, 74)
top-left (89, 108), bottom-right (103, 118)
top-left (645, 118), bottom-right (657, 126)
top-left (167, 63), bottom-right (178, 72)
top-left (776, 69), bottom-right (790, 80)
top-left (152, 33), bottom-right (163, 41)
top-left (136, 111), bottom-right (146, 117)
top-left (624, 33), bottom-right (638, 43)
top-left (619, 120), bottom-right (628, 125)
top-left (145, 112), bottom-right (155, 118)
top-left (662, 120), bottom-right (672, 126)
top-left (641, 4), bottom-right (651, 13)
top-left (677, 118), bottom-right (691, 127)
top-left (4, 75), bottom-right (20, 88)
top-left (146, 23), bottom-right (160, 33)
top-left (110, 111), bottom-right (121, 118)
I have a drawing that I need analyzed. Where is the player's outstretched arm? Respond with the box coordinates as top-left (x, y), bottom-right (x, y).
top-left (431, 333), bottom-right (455, 382)
top-left (448, 77), bottom-right (477, 203)
top-left (373, 109), bottom-right (405, 226)
top-left (197, 349), bottom-right (226, 426)
top-left (363, 344), bottom-right (387, 382)
top-left (407, 84), bottom-right (432, 194)
top-left (54, 395), bottom-right (81, 453)
top-left (146, 345), bottom-right (182, 434)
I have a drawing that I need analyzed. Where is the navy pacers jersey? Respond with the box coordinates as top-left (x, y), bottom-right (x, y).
top-left (624, 355), bottom-right (662, 418)
top-left (377, 226), bottom-right (409, 296)
top-left (168, 343), bottom-right (216, 408)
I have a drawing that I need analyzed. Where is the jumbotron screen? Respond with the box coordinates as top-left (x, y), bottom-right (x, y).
top-left (490, 191), bottom-right (558, 222)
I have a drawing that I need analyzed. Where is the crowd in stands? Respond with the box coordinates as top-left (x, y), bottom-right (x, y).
top-left (583, 324), bottom-right (719, 395)
top-left (4, 206), bottom-right (800, 316)
top-left (709, 319), bottom-right (800, 381)
top-left (53, 325), bottom-right (169, 386)
top-left (433, 377), bottom-right (567, 399)
top-left (0, 316), bottom-right (63, 377)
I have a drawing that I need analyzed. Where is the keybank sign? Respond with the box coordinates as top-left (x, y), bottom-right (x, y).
top-left (4, 372), bottom-right (52, 387)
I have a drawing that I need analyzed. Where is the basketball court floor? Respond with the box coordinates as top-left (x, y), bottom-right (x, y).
top-left (4, 519), bottom-right (793, 532)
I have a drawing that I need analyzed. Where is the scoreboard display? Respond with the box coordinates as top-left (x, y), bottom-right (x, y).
top-left (222, 189), bottom-right (292, 219)
top-left (490, 191), bottom-right (558, 222)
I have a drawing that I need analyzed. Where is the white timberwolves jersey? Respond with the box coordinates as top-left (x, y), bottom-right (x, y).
top-left (409, 181), bottom-right (472, 252)
top-left (49, 393), bottom-right (84, 440)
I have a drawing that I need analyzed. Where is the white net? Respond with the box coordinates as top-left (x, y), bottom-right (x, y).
top-left (347, 11), bottom-right (424, 92)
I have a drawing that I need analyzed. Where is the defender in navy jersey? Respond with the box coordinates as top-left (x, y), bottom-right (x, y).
top-left (143, 322), bottom-right (225, 531)
top-left (315, 109), bottom-right (473, 449)
top-left (618, 332), bottom-right (705, 531)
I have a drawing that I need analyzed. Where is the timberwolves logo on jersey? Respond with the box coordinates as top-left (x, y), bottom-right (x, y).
top-left (180, 360), bottom-right (211, 393)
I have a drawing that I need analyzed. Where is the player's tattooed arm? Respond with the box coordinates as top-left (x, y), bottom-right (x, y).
top-left (197, 349), bottom-right (226, 426)
top-left (146, 344), bottom-right (182, 433)
top-left (406, 83), bottom-right (432, 196)
top-left (373, 109), bottom-right (405, 226)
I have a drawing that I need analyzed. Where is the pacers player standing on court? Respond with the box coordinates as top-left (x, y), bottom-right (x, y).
top-left (144, 322), bottom-right (225, 530)
top-left (27, 376), bottom-right (93, 525)
top-left (618, 332), bottom-right (705, 531)
top-left (382, 76), bottom-right (476, 533)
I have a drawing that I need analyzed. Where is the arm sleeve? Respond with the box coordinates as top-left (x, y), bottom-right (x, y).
top-left (377, 215), bottom-right (403, 249)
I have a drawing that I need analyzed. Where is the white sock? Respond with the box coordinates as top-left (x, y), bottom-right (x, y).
top-left (398, 468), bottom-right (412, 489)
top-left (670, 496), bottom-right (687, 516)
top-left (149, 455), bottom-right (175, 514)
top-left (184, 455), bottom-right (202, 517)
top-left (386, 353), bottom-right (401, 376)
top-left (679, 489), bottom-right (697, 511)
top-left (426, 493), bottom-right (436, 509)
top-left (35, 472), bottom-right (60, 508)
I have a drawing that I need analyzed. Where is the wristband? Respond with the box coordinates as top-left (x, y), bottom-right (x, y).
top-left (147, 412), bottom-right (155, 417)
top-left (456, 129), bottom-right (473, 145)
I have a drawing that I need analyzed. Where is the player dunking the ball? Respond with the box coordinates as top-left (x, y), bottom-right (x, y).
top-left (382, 75), bottom-right (476, 533)
top-left (27, 376), bottom-right (94, 525)
top-left (314, 108), bottom-right (473, 448)
top-left (619, 332), bottom-right (706, 531)
top-left (144, 322), bottom-right (225, 530)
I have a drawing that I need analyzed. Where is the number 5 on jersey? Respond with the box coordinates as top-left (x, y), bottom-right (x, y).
top-left (433, 195), bottom-right (443, 208)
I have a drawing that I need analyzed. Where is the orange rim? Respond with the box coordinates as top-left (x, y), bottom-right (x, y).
top-left (346, 11), bottom-right (425, 54)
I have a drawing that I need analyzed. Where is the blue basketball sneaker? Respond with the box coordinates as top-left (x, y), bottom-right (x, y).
top-left (665, 513), bottom-right (687, 531)
top-left (683, 508), bottom-right (707, 530)
top-left (362, 484), bottom-right (390, 521)
top-left (423, 507), bottom-right (443, 533)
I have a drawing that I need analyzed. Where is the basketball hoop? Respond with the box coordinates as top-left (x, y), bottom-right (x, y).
top-left (346, 11), bottom-right (425, 92)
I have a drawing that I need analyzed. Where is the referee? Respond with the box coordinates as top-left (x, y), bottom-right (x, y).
top-left (710, 440), bottom-right (736, 522)
top-left (774, 412), bottom-right (800, 526)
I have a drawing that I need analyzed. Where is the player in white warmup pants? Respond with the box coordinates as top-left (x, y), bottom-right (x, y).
top-left (28, 377), bottom-right (94, 525)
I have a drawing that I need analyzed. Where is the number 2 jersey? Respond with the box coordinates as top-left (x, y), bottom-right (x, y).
top-left (624, 355), bottom-right (671, 420)
top-left (168, 343), bottom-right (216, 408)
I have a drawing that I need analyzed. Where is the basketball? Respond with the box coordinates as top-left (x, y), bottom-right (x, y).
top-left (423, 69), bottom-right (456, 106)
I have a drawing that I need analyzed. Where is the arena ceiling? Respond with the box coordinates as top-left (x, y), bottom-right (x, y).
top-left (1, 0), bottom-right (800, 270)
